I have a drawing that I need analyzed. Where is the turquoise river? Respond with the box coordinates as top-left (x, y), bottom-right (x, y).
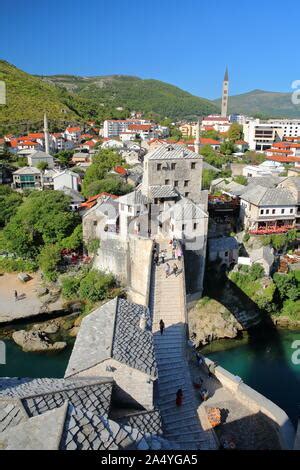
top-left (0, 329), bottom-right (299, 425)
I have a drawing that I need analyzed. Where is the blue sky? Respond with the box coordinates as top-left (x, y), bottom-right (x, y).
top-left (1, 0), bottom-right (300, 99)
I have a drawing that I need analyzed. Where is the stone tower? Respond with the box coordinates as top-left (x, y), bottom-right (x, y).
top-left (194, 119), bottom-right (201, 154)
top-left (221, 67), bottom-right (229, 117)
top-left (43, 112), bottom-right (50, 154)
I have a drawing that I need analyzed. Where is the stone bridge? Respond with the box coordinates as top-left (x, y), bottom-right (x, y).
top-left (150, 239), bottom-right (217, 450)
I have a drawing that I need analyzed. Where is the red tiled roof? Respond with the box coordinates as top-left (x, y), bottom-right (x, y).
top-left (80, 140), bottom-right (95, 147)
top-left (80, 192), bottom-right (118, 209)
top-left (114, 166), bottom-right (127, 176)
top-left (18, 141), bottom-right (38, 147)
top-left (266, 155), bottom-right (300, 163)
top-left (66, 127), bottom-right (81, 133)
top-left (27, 133), bottom-right (44, 139)
top-left (267, 148), bottom-right (291, 154)
top-left (51, 132), bottom-right (63, 138)
top-left (272, 142), bottom-right (291, 148)
top-left (200, 138), bottom-right (220, 145)
top-left (235, 140), bottom-right (248, 145)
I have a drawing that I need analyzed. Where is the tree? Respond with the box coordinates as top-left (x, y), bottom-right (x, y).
top-left (243, 151), bottom-right (266, 165)
top-left (55, 150), bottom-right (74, 166)
top-left (233, 175), bottom-right (247, 185)
top-left (81, 149), bottom-right (124, 197)
top-left (202, 169), bottom-right (218, 190)
top-left (38, 244), bottom-right (62, 281)
top-left (228, 123), bottom-right (243, 142)
top-left (220, 140), bottom-right (236, 155)
top-left (84, 177), bottom-right (132, 198)
top-left (60, 224), bottom-right (83, 251)
top-left (201, 130), bottom-right (220, 140)
top-left (273, 272), bottom-right (300, 302)
top-left (2, 191), bottom-right (80, 259)
top-left (0, 186), bottom-right (23, 228)
top-left (78, 270), bottom-right (115, 302)
top-left (37, 161), bottom-right (48, 171)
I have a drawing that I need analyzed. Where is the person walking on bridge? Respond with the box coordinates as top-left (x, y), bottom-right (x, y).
top-left (159, 319), bottom-right (165, 335)
top-left (173, 263), bottom-right (179, 277)
top-left (164, 262), bottom-right (171, 278)
top-left (176, 388), bottom-right (183, 407)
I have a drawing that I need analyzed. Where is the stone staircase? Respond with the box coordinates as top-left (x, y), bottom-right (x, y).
top-left (151, 241), bottom-right (216, 450)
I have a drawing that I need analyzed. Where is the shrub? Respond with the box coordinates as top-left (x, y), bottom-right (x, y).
top-left (79, 270), bottom-right (115, 302)
top-left (38, 244), bottom-right (61, 281)
top-left (281, 300), bottom-right (300, 321)
top-left (273, 271), bottom-right (300, 302)
top-left (0, 257), bottom-right (38, 273)
top-left (243, 232), bottom-right (250, 243)
top-left (61, 275), bottom-right (81, 299)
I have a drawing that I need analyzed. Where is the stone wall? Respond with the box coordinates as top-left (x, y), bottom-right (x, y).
top-left (204, 357), bottom-right (296, 450)
top-left (74, 358), bottom-right (155, 410)
top-left (94, 236), bottom-right (153, 306)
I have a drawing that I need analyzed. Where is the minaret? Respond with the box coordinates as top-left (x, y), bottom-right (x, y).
top-left (221, 66), bottom-right (229, 117)
top-left (194, 119), bottom-right (201, 154)
top-left (43, 112), bottom-right (50, 154)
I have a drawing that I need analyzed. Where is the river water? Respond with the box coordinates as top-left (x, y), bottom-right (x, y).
top-left (1, 329), bottom-right (299, 426)
top-left (201, 328), bottom-right (300, 425)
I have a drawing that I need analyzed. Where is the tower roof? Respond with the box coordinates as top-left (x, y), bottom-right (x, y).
top-left (224, 66), bottom-right (229, 82)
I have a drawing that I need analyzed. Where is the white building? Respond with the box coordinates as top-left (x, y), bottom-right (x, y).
top-left (267, 119), bottom-right (300, 139)
top-left (243, 119), bottom-right (284, 151)
top-left (201, 115), bottom-right (231, 133)
top-left (64, 126), bottom-right (81, 143)
top-left (103, 119), bottom-right (151, 138)
top-left (53, 170), bottom-right (80, 191)
top-left (243, 160), bottom-right (285, 178)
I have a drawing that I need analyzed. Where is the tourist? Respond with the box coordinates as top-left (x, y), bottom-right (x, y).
top-left (160, 251), bottom-right (166, 264)
top-left (172, 247), bottom-right (176, 259)
top-left (159, 319), bottom-right (165, 335)
top-left (200, 389), bottom-right (209, 401)
top-left (176, 246), bottom-right (182, 261)
top-left (165, 262), bottom-right (171, 278)
top-left (154, 251), bottom-right (159, 266)
top-left (173, 263), bottom-right (179, 276)
top-left (14, 290), bottom-right (18, 301)
top-left (176, 388), bottom-right (183, 407)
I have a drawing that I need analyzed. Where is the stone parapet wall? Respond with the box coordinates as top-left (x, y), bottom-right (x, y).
top-left (204, 357), bottom-right (295, 450)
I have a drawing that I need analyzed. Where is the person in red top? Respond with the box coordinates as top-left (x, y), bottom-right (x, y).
top-left (176, 389), bottom-right (183, 407)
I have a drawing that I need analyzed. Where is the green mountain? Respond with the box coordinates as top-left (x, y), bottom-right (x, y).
top-left (214, 89), bottom-right (300, 118)
top-left (0, 60), bottom-right (102, 135)
top-left (39, 74), bottom-right (219, 121)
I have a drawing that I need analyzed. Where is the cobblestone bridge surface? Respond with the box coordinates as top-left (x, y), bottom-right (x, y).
top-left (150, 241), bottom-right (217, 450)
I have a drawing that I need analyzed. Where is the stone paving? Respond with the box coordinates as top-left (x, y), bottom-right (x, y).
top-left (188, 346), bottom-right (281, 450)
top-left (151, 240), bottom-right (217, 450)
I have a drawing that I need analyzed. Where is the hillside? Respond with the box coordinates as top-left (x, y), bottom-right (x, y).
top-left (0, 60), bottom-right (104, 135)
top-left (40, 74), bottom-right (219, 121)
top-left (214, 89), bottom-right (300, 118)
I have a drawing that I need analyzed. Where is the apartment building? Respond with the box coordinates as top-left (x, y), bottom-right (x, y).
top-left (243, 119), bottom-right (284, 151)
top-left (103, 119), bottom-right (151, 138)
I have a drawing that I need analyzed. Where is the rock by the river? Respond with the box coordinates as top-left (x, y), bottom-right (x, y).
top-left (188, 298), bottom-right (243, 347)
top-left (12, 330), bottom-right (66, 353)
top-left (69, 326), bottom-right (80, 337)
